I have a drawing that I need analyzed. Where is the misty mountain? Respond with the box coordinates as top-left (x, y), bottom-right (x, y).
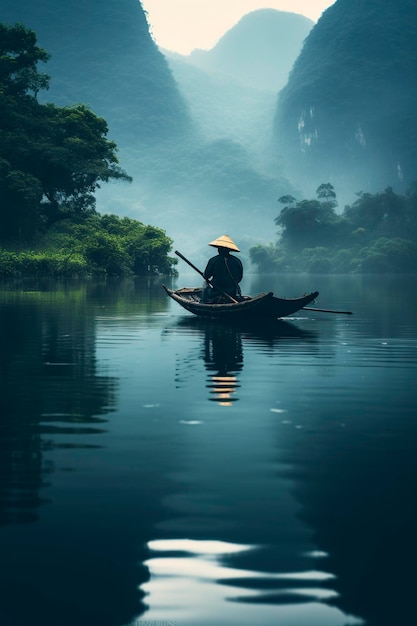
top-left (1, 0), bottom-right (297, 263)
top-left (274, 0), bottom-right (417, 202)
top-left (185, 9), bottom-right (313, 93)
top-left (164, 52), bottom-right (278, 175)
top-left (163, 10), bottom-right (313, 188)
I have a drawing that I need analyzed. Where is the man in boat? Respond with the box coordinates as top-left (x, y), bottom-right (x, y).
top-left (202, 235), bottom-right (243, 302)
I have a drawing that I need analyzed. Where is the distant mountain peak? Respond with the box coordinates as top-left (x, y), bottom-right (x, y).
top-left (184, 8), bottom-right (313, 92)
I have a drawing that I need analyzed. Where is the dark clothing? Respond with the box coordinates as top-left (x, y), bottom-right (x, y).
top-left (203, 252), bottom-right (243, 298)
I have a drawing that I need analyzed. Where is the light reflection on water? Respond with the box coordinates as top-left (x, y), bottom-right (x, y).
top-left (0, 275), bottom-right (415, 626)
top-left (141, 539), bottom-right (359, 626)
top-left (137, 329), bottom-right (354, 624)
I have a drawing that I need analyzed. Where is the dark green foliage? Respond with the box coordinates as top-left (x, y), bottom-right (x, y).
top-left (0, 249), bottom-right (88, 277)
top-left (0, 23), bottom-right (131, 244)
top-left (0, 214), bottom-right (177, 278)
top-left (36, 104), bottom-right (131, 219)
top-left (275, 185), bottom-right (342, 251)
top-left (250, 184), bottom-right (417, 274)
top-left (249, 243), bottom-right (286, 272)
top-left (0, 23), bottom-right (176, 277)
top-left (344, 186), bottom-right (416, 240)
top-left (0, 22), bottom-right (50, 95)
top-left (301, 247), bottom-right (333, 274)
top-left (358, 237), bottom-right (417, 273)
top-left (81, 215), bottom-right (176, 276)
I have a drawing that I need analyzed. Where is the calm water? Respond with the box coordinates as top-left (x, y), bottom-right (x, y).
top-left (0, 273), bottom-right (416, 626)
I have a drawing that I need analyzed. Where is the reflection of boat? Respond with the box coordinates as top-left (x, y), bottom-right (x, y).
top-left (174, 315), bottom-right (318, 344)
top-left (170, 316), bottom-right (318, 405)
top-left (203, 323), bottom-right (243, 406)
top-left (163, 286), bottom-right (319, 321)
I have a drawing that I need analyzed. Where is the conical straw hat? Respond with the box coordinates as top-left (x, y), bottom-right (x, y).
top-left (208, 234), bottom-right (240, 252)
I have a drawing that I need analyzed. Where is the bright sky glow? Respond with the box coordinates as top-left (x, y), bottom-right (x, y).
top-left (141, 0), bottom-right (336, 54)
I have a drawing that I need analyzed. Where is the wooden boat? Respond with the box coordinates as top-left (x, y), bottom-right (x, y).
top-left (162, 285), bottom-right (319, 321)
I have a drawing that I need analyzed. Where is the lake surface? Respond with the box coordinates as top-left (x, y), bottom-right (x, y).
top-left (0, 273), bottom-right (416, 626)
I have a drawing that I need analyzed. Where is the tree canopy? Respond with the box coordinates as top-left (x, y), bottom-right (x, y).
top-left (0, 23), bottom-right (179, 277)
top-left (0, 23), bottom-right (131, 245)
top-left (250, 184), bottom-right (417, 274)
top-left (0, 23), bottom-right (50, 96)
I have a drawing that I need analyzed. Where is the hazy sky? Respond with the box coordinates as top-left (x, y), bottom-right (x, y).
top-left (141, 1), bottom-right (336, 54)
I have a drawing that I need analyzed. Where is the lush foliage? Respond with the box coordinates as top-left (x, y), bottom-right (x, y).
top-left (0, 23), bottom-right (131, 245)
top-left (0, 214), bottom-right (177, 278)
top-left (250, 184), bottom-right (417, 274)
top-left (0, 24), bottom-right (177, 277)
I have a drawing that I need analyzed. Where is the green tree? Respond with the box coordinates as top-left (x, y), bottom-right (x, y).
top-left (249, 242), bottom-right (286, 272)
top-left (277, 194), bottom-right (297, 206)
top-left (316, 183), bottom-right (337, 204)
top-left (0, 23), bottom-right (131, 244)
top-left (358, 237), bottom-right (417, 273)
top-left (34, 214), bottom-right (178, 277)
top-left (343, 186), bottom-right (415, 241)
top-left (250, 183), bottom-right (417, 274)
top-left (275, 198), bottom-right (340, 250)
top-left (0, 23), bottom-right (50, 96)
top-left (34, 103), bottom-right (131, 224)
top-left (274, 184), bottom-right (341, 251)
top-left (316, 184), bottom-right (338, 223)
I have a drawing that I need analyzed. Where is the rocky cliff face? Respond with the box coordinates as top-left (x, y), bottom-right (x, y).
top-left (274, 0), bottom-right (417, 201)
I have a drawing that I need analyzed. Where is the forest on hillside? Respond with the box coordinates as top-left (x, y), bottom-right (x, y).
top-left (0, 24), bottom-right (177, 278)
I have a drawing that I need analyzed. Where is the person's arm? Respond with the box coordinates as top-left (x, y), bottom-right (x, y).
top-left (203, 257), bottom-right (215, 280)
top-left (237, 258), bottom-right (243, 282)
top-left (230, 256), bottom-right (243, 282)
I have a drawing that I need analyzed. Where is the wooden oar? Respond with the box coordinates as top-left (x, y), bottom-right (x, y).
top-left (175, 250), bottom-right (238, 304)
top-left (302, 306), bottom-right (353, 315)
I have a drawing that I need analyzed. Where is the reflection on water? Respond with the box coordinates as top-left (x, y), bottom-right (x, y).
top-left (143, 539), bottom-right (352, 626)
top-left (175, 316), bottom-right (319, 407)
top-left (0, 279), bottom-right (170, 626)
top-left (203, 324), bottom-right (243, 405)
top-left (0, 284), bottom-right (116, 527)
top-left (143, 316), bottom-right (362, 626)
top-left (0, 276), bottom-right (416, 626)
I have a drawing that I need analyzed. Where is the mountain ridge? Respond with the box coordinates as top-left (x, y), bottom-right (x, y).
top-left (163, 9), bottom-right (314, 179)
top-left (179, 9), bottom-right (313, 93)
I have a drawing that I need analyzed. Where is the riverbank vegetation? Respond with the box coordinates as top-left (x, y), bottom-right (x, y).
top-left (0, 23), bottom-right (177, 277)
top-left (250, 183), bottom-right (417, 274)
top-left (0, 215), bottom-right (176, 278)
